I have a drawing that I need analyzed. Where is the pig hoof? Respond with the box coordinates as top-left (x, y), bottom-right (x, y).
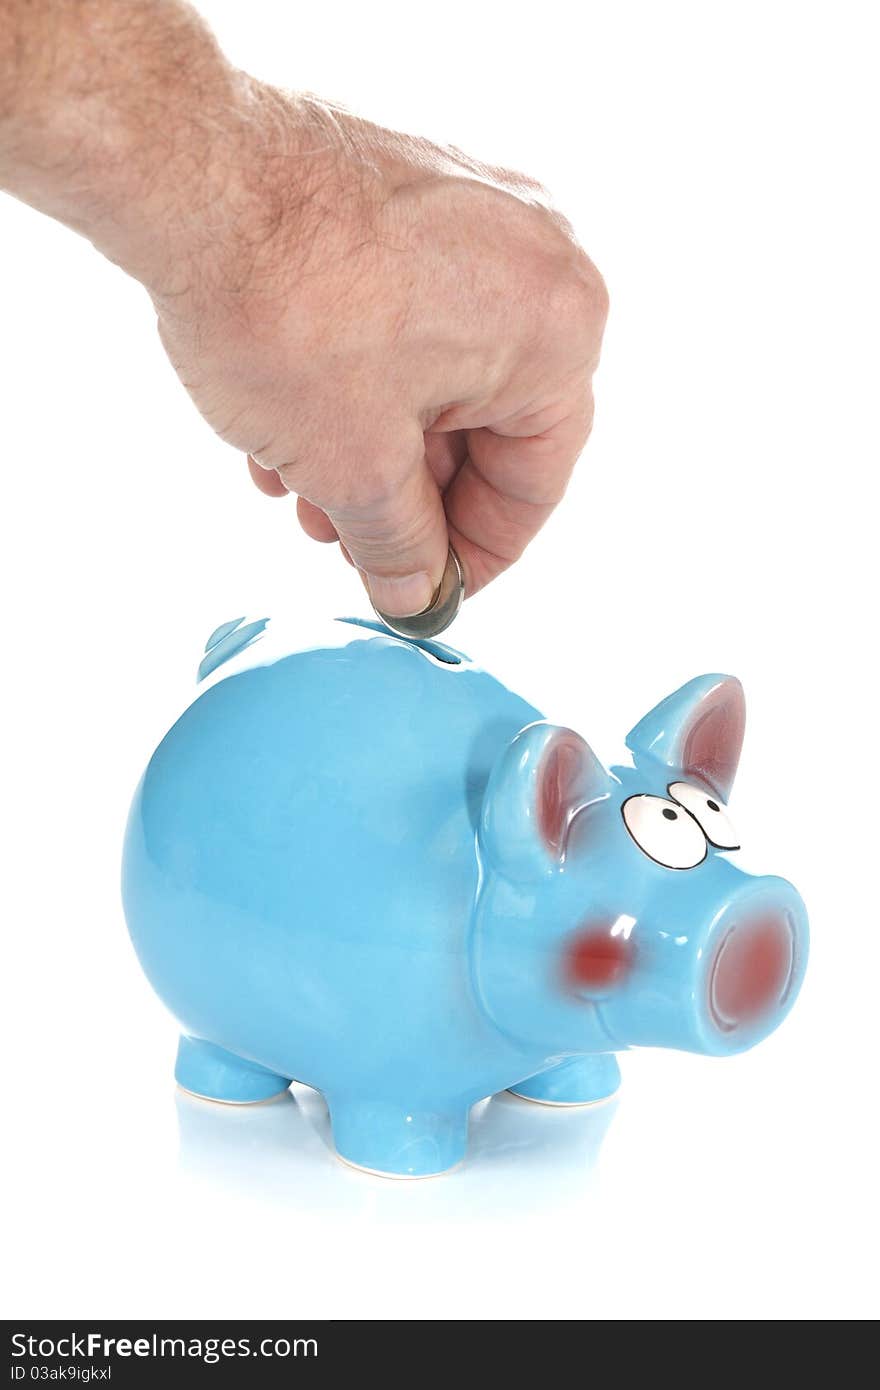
top-left (174, 1035), bottom-right (291, 1105)
top-left (335, 1152), bottom-right (464, 1180)
top-left (508, 1054), bottom-right (621, 1106)
top-left (328, 1099), bottom-right (468, 1178)
top-left (177, 1084), bottom-right (290, 1107)
top-left (508, 1089), bottom-right (618, 1108)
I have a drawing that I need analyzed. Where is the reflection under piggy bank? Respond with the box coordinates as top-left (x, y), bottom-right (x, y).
top-left (123, 618), bottom-right (808, 1177)
top-left (176, 1083), bottom-right (618, 1213)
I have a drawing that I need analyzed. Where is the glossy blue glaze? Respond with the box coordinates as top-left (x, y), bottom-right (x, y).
top-left (123, 621), bottom-right (808, 1177)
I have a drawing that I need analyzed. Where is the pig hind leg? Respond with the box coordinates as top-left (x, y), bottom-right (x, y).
top-left (327, 1096), bottom-right (469, 1178)
top-left (175, 1035), bottom-right (291, 1105)
top-left (509, 1054), bottom-right (620, 1106)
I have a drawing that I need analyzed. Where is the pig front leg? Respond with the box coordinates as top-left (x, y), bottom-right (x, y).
top-left (175, 1035), bottom-right (291, 1104)
top-left (327, 1097), bottom-right (469, 1178)
top-left (509, 1054), bottom-right (620, 1106)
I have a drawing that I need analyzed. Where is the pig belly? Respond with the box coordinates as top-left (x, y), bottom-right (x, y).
top-left (124, 802), bottom-right (512, 1097)
top-left (122, 639), bottom-right (542, 1100)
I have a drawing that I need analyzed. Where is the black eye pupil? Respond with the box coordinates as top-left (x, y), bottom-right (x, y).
top-left (662, 808), bottom-right (677, 820)
top-left (707, 799), bottom-right (720, 812)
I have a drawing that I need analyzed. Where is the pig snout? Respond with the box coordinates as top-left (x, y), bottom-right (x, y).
top-left (708, 911), bottom-right (796, 1034)
top-left (702, 879), bottom-right (807, 1051)
top-left (602, 876), bottom-right (808, 1056)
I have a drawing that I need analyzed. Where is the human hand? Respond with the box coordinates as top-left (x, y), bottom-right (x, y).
top-left (1, 2), bottom-right (607, 616)
top-left (154, 95), bottom-right (608, 615)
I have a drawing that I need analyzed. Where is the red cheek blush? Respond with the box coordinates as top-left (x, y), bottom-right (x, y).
top-left (564, 925), bottom-right (633, 992)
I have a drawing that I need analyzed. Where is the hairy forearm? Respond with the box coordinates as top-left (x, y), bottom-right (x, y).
top-left (0, 0), bottom-right (298, 295)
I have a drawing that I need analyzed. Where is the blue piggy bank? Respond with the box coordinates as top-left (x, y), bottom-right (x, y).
top-left (123, 618), bottom-right (808, 1177)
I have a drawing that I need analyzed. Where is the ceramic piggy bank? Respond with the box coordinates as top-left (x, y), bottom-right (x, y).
top-left (123, 618), bottom-right (808, 1177)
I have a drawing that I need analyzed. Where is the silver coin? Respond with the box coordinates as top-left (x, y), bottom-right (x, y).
top-left (372, 546), bottom-right (465, 640)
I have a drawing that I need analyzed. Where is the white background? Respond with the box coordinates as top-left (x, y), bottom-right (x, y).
top-left (2, 0), bottom-right (878, 1321)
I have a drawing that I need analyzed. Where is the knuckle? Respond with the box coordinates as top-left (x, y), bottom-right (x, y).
top-left (329, 444), bottom-right (422, 518)
top-left (330, 460), bottom-right (399, 517)
top-left (346, 493), bottom-right (437, 551)
top-left (556, 250), bottom-right (610, 334)
top-left (336, 488), bottom-right (443, 572)
top-left (579, 256), bottom-right (610, 327)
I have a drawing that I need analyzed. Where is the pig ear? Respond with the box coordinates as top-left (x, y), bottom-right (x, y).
top-left (626, 674), bottom-right (746, 801)
top-left (480, 723), bottom-right (613, 880)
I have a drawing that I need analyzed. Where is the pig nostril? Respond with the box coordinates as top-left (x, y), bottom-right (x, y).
top-left (709, 914), bottom-right (795, 1032)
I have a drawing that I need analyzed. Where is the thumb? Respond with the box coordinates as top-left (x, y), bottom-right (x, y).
top-left (327, 448), bottom-right (450, 618)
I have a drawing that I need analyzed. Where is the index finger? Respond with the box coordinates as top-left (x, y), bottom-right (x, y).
top-left (442, 393), bottom-right (595, 596)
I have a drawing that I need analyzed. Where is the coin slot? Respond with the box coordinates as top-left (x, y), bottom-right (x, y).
top-left (335, 617), bottom-right (465, 665)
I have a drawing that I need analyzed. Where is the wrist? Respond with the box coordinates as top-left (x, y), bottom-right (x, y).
top-left (148, 94), bottom-right (394, 339)
top-left (92, 71), bottom-right (296, 302)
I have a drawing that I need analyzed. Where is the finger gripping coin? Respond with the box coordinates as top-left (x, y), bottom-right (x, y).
top-left (372, 547), bottom-right (465, 639)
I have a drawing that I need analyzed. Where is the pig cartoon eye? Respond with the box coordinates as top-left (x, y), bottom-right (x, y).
top-left (621, 795), bottom-right (708, 869)
top-left (668, 782), bottom-right (740, 850)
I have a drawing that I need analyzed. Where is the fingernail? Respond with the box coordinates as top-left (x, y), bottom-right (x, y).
top-left (367, 571), bottom-right (436, 618)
